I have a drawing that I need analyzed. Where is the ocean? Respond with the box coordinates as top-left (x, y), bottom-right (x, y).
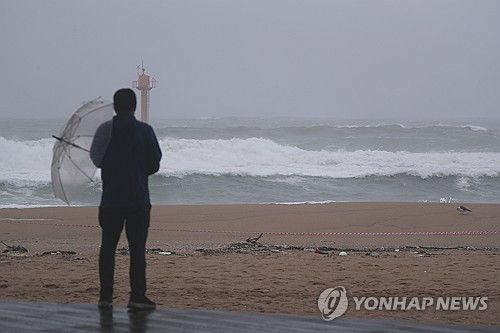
top-left (1, 117), bottom-right (500, 207)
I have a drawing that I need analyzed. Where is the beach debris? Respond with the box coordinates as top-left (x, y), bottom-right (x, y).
top-left (1, 241), bottom-right (29, 256)
top-left (41, 250), bottom-right (77, 256)
top-left (457, 205), bottom-right (472, 214)
top-left (246, 233), bottom-right (263, 244)
top-left (314, 247), bottom-right (331, 255)
top-left (196, 242), bottom-right (305, 256)
top-left (116, 247), bottom-right (177, 256)
top-left (193, 244), bottom-right (489, 256)
top-left (39, 250), bottom-right (82, 260)
top-left (157, 251), bottom-right (175, 255)
top-left (147, 248), bottom-right (176, 255)
top-left (116, 246), bottom-right (129, 255)
top-left (411, 250), bottom-right (432, 257)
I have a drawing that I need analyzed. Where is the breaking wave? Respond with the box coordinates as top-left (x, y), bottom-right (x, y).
top-left (157, 137), bottom-right (500, 179)
top-left (1, 136), bottom-right (500, 183)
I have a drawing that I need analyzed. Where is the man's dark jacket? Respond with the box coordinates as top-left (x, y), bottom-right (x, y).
top-left (91, 114), bottom-right (162, 208)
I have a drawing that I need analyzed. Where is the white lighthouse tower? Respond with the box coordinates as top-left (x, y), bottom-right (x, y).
top-left (133, 64), bottom-right (156, 123)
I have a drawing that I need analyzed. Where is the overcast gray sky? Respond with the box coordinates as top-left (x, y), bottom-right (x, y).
top-left (1, 0), bottom-right (499, 120)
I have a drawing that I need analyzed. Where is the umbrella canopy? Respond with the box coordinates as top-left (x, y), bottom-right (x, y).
top-left (51, 98), bottom-right (114, 204)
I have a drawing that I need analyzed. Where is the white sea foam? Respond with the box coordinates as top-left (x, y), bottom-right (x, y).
top-left (0, 217), bottom-right (58, 221)
top-left (352, 123), bottom-right (487, 132)
top-left (0, 137), bottom-right (53, 182)
top-left (158, 137), bottom-right (500, 179)
top-left (435, 123), bottom-right (488, 132)
top-left (0, 204), bottom-right (67, 209)
top-left (265, 200), bottom-right (340, 205)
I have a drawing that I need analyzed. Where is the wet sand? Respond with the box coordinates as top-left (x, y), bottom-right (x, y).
top-left (0, 203), bottom-right (499, 325)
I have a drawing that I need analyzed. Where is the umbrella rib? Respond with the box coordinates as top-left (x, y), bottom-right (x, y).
top-left (51, 142), bottom-right (70, 204)
top-left (85, 103), bottom-right (113, 117)
top-left (58, 165), bottom-right (70, 205)
top-left (67, 155), bottom-right (95, 182)
top-left (52, 158), bottom-right (70, 205)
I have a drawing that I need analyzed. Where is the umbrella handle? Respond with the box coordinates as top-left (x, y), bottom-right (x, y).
top-left (52, 135), bottom-right (90, 153)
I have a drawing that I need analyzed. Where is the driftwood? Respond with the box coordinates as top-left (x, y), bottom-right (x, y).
top-left (1, 241), bottom-right (28, 253)
top-left (246, 233), bottom-right (263, 244)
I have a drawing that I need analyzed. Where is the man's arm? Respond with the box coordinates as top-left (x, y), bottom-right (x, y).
top-left (145, 127), bottom-right (162, 175)
top-left (90, 121), bottom-right (112, 168)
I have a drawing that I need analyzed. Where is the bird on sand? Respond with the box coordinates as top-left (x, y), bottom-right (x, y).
top-left (457, 205), bottom-right (472, 214)
top-left (246, 233), bottom-right (263, 244)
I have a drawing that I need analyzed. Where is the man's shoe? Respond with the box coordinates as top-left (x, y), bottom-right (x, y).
top-left (98, 299), bottom-right (113, 310)
top-left (127, 296), bottom-right (156, 310)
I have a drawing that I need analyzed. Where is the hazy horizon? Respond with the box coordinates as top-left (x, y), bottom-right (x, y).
top-left (1, 0), bottom-right (499, 120)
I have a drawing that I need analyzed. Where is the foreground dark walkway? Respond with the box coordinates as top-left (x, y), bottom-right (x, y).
top-left (0, 301), bottom-right (497, 333)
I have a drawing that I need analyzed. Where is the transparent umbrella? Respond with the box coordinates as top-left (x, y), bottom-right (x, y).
top-left (51, 98), bottom-right (114, 204)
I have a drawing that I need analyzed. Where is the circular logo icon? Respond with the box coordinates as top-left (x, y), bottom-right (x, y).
top-left (318, 286), bottom-right (348, 321)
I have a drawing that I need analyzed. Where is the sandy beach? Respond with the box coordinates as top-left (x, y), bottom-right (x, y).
top-left (1, 202), bottom-right (499, 325)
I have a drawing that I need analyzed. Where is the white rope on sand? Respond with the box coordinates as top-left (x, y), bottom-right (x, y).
top-left (1, 218), bottom-right (499, 237)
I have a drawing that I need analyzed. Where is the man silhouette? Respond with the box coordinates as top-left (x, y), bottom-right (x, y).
top-left (91, 88), bottom-right (162, 310)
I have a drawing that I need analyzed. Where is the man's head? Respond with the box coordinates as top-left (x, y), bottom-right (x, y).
top-left (113, 88), bottom-right (137, 115)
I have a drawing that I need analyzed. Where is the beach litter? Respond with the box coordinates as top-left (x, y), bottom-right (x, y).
top-left (193, 244), bottom-right (483, 256)
top-left (116, 246), bottom-right (129, 255)
top-left (147, 248), bottom-right (176, 255)
top-left (314, 247), bottom-right (332, 255)
top-left (1, 241), bottom-right (29, 257)
top-left (157, 251), bottom-right (175, 255)
top-left (41, 251), bottom-right (77, 256)
top-left (39, 250), bottom-right (82, 260)
top-left (196, 242), bottom-right (305, 256)
top-left (246, 233), bottom-right (263, 244)
top-left (116, 247), bottom-right (177, 255)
